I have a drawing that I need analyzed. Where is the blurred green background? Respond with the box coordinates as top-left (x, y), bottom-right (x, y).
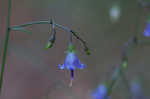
top-left (0, 0), bottom-right (150, 99)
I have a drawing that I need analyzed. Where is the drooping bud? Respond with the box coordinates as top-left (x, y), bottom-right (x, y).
top-left (46, 18), bottom-right (56, 49)
top-left (45, 34), bottom-right (55, 49)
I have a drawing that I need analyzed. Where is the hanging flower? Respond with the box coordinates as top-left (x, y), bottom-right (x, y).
top-left (92, 83), bottom-right (111, 99)
top-left (58, 44), bottom-right (86, 86)
top-left (143, 22), bottom-right (150, 37)
top-left (58, 44), bottom-right (86, 70)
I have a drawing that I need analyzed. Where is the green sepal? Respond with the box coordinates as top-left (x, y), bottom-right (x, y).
top-left (67, 44), bottom-right (76, 53)
top-left (84, 48), bottom-right (91, 55)
top-left (45, 41), bottom-right (53, 49)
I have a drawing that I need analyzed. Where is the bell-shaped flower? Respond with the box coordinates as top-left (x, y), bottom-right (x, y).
top-left (58, 44), bottom-right (86, 85)
top-left (58, 51), bottom-right (86, 70)
top-left (92, 83), bottom-right (111, 99)
top-left (143, 22), bottom-right (150, 37)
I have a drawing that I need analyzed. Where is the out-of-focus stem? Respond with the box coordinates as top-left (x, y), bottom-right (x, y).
top-left (120, 70), bottom-right (132, 99)
top-left (104, 36), bottom-right (138, 99)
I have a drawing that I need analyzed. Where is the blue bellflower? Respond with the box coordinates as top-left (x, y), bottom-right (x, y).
top-left (58, 44), bottom-right (86, 82)
top-left (92, 83), bottom-right (111, 99)
top-left (130, 80), bottom-right (146, 99)
top-left (58, 52), bottom-right (86, 70)
top-left (143, 22), bottom-right (150, 37)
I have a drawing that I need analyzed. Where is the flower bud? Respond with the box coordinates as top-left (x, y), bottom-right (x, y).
top-left (84, 47), bottom-right (91, 55)
top-left (45, 34), bottom-right (55, 49)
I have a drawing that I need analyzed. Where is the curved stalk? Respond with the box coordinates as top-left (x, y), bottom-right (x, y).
top-left (10, 21), bottom-right (90, 54)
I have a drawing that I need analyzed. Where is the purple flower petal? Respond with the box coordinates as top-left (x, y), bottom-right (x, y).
top-left (143, 22), bottom-right (150, 37)
top-left (58, 64), bottom-right (65, 70)
top-left (92, 84), bottom-right (110, 99)
top-left (130, 80), bottom-right (146, 99)
top-left (58, 51), bottom-right (86, 70)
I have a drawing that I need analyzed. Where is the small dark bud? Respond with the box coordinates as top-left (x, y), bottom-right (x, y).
top-left (84, 48), bottom-right (91, 55)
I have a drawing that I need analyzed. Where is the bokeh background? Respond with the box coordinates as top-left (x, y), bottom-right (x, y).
top-left (0, 0), bottom-right (150, 99)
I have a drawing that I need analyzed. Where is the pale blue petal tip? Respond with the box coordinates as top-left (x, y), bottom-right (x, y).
top-left (79, 64), bottom-right (86, 70)
top-left (58, 64), bottom-right (65, 70)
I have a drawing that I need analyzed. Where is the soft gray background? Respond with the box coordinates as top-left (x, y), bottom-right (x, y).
top-left (0, 0), bottom-right (150, 99)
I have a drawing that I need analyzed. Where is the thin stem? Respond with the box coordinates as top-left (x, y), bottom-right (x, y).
top-left (11, 21), bottom-right (85, 45)
top-left (52, 19), bottom-right (56, 38)
top-left (48, 20), bottom-right (53, 41)
top-left (10, 20), bottom-right (89, 53)
top-left (105, 65), bottom-right (122, 98)
top-left (48, 18), bottom-right (56, 42)
top-left (53, 23), bottom-right (88, 50)
top-left (10, 20), bottom-right (50, 28)
top-left (69, 31), bottom-right (73, 44)
top-left (0, 0), bottom-right (11, 94)
top-left (105, 63), bottom-right (129, 99)
top-left (105, 37), bottom-right (138, 98)
top-left (70, 30), bottom-right (88, 50)
top-left (120, 70), bottom-right (132, 99)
